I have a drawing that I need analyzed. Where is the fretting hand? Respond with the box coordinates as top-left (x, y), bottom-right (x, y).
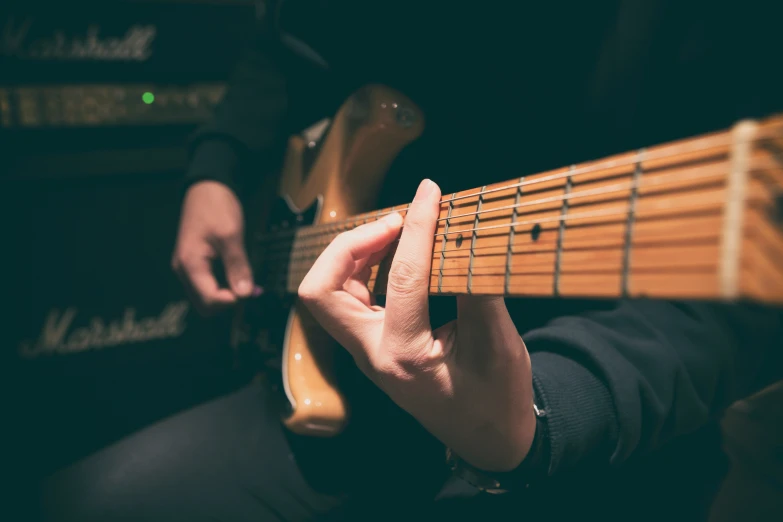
top-left (298, 179), bottom-right (536, 472)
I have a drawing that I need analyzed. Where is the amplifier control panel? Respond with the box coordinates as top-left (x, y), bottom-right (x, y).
top-left (0, 83), bottom-right (226, 128)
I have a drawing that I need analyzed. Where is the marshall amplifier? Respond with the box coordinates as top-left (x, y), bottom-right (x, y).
top-left (0, 0), bottom-right (258, 161)
top-left (0, 0), bottom-right (257, 85)
top-left (6, 168), bottom-right (249, 481)
top-left (3, 0), bottom-right (260, 482)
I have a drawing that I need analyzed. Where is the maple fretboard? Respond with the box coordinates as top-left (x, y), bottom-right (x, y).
top-left (262, 115), bottom-right (783, 305)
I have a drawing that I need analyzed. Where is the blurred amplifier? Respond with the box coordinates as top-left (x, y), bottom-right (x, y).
top-left (0, 83), bottom-right (226, 128)
top-left (2, 1), bottom-right (258, 478)
top-left (0, 0), bottom-right (257, 85)
top-left (6, 168), bottom-right (246, 478)
top-left (0, 0), bottom-right (257, 139)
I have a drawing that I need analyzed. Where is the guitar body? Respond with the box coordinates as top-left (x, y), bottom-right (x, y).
top-left (239, 85), bottom-right (424, 436)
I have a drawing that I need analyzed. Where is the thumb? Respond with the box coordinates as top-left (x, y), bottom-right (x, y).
top-left (219, 236), bottom-right (254, 297)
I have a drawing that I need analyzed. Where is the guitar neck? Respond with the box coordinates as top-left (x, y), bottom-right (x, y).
top-left (276, 115), bottom-right (783, 305)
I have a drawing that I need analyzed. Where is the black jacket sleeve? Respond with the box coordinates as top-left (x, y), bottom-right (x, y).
top-left (185, 27), bottom-right (291, 198)
top-left (185, 21), bottom-right (340, 200)
top-left (525, 299), bottom-right (782, 477)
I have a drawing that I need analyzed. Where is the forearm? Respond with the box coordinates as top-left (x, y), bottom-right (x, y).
top-left (522, 299), bottom-right (781, 479)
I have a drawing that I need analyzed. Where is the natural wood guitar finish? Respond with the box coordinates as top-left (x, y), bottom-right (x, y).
top-left (258, 85), bottom-right (783, 437)
top-left (269, 86), bottom-right (424, 435)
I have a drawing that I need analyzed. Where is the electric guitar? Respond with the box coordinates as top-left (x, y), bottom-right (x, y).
top-left (235, 84), bottom-right (783, 438)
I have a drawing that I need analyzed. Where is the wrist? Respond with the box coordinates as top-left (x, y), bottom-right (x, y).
top-left (186, 179), bottom-right (234, 195)
top-left (470, 401), bottom-right (537, 473)
top-left (445, 399), bottom-right (550, 493)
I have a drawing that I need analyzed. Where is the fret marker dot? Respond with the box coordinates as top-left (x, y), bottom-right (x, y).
top-left (531, 224), bottom-right (542, 241)
top-left (456, 234), bottom-right (464, 248)
top-left (329, 211), bottom-right (336, 218)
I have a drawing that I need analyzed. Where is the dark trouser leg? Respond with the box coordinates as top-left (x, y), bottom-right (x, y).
top-left (39, 382), bottom-right (344, 522)
top-left (709, 382), bottom-right (783, 522)
top-left (38, 376), bottom-right (449, 522)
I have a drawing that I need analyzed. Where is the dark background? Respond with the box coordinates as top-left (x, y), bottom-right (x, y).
top-left (2, 0), bottom-right (258, 490)
top-left (3, 1), bottom-right (782, 519)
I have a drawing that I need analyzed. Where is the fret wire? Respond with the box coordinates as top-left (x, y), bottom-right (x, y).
top-left (467, 186), bottom-right (486, 294)
top-left (438, 193), bottom-right (456, 294)
top-left (622, 149), bottom-right (644, 296)
top-left (291, 136), bottom-right (734, 237)
top-left (553, 169), bottom-right (573, 296)
top-left (505, 177), bottom-right (524, 295)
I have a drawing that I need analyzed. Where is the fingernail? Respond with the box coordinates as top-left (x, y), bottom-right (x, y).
top-left (252, 285), bottom-right (264, 298)
top-left (236, 280), bottom-right (251, 295)
top-left (414, 179), bottom-right (436, 201)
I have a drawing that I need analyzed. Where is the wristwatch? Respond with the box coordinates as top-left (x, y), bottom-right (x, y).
top-left (445, 403), bottom-right (549, 494)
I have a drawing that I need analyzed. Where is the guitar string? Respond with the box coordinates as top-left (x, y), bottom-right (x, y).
top-left (265, 205), bottom-right (723, 284)
top-left (275, 203), bottom-right (722, 284)
top-left (272, 202), bottom-right (720, 268)
top-left (283, 241), bottom-right (719, 282)
top-left (266, 201), bottom-right (723, 270)
top-left (263, 231), bottom-right (720, 269)
top-left (272, 263), bottom-right (716, 290)
top-left (251, 123), bottom-right (782, 293)
top-left (259, 128), bottom-right (778, 245)
top-left (277, 257), bottom-right (720, 294)
top-left (286, 135), bottom-right (745, 237)
top-left (262, 165), bottom-right (723, 250)
top-left (264, 257), bottom-right (721, 293)
top-left (257, 166), bottom-right (725, 261)
top-left (276, 229), bottom-right (719, 266)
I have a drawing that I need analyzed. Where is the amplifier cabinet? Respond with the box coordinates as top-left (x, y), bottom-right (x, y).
top-left (6, 168), bottom-right (244, 479)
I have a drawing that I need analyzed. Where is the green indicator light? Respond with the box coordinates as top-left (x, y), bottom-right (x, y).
top-left (142, 92), bottom-right (155, 104)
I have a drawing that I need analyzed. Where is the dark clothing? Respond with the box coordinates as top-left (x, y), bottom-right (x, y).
top-left (39, 327), bottom-right (781, 522)
top-left (41, 1), bottom-right (783, 520)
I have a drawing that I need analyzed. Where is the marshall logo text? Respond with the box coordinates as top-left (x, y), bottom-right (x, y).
top-left (2, 17), bottom-right (156, 62)
top-left (19, 301), bottom-right (190, 358)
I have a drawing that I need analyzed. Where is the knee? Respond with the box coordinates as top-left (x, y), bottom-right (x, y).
top-left (38, 431), bottom-right (197, 522)
top-left (40, 458), bottom-right (158, 522)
